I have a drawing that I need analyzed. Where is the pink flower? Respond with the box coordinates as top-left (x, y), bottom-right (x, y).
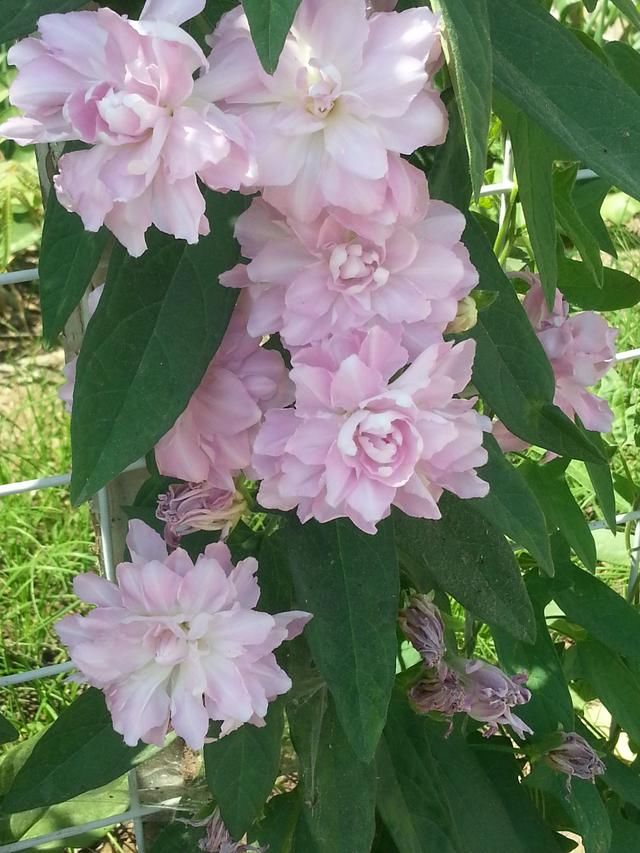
top-left (0, 1), bottom-right (254, 256)
top-left (156, 482), bottom-right (247, 547)
top-left (56, 519), bottom-right (312, 749)
top-left (202, 0), bottom-right (446, 221)
top-left (59, 284), bottom-right (105, 412)
top-left (155, 297), bottom-right (294, 490)
top-left (462, 660), bottom-right (532, 739)
top-left (221, 186), bottom-right (477, 352)
top-left (252, 326), bottom-right (490, 534)
top-left (496, 275), bottom-right (617, 451)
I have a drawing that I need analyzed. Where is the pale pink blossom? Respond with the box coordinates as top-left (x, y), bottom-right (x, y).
top-left (156, 482), bottom-right (247, 547)
top-left (252, 326), bottom-right (490, 534)
top-left (59, 284), bottom-right (105, 412)
top-left (496, 275), bottom-right (617, 451)
top-left (462, 660), bottom-right (532, 739)
top-left (0, 1), bottom-right (254, 256)
top-left (155, 297), bottom-right (294, 490)
top-left (201, 0), bottom-right (446, 221)
top-left (221, 186), bottom-right (477, 352)
top-left (56, 519), bottom-right (311, 749)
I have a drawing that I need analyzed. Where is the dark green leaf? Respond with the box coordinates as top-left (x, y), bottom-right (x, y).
top-left (0, 0), bottom-right (85, 43)
top-left (464, 217), bottom-right (606, 463)
top-left (0, 715), bottom-right (18, 747)
top-left (557, 256), bottom-right (640, 310)
top-left (204, 700), bottom-right (284, 838)
top-left (577, 640), bottom-right (640, 744)
top-left (471, 434), bottom-right (553, 575)
top-left (249, 790), bottom-right (301, 852)
top-left (429, 94), bottom-right (473, 210)
top-left (2, 689), bottom-right (149, 813)
top-left (289, 694), bottom-right (377, 853)
top-left (526, 763), bottom-right (611, 853)
top-left (520, 460), bottom-right (597, 571)
top-left (610, 0), bottom-right (640, 29)
top-left (395, 493), bottom-right (535, 642)
top-left (572, 177), bottom-right (617, 257)
top-left (488, 0), bottom-right (640, 202)
top-left (610, 813), bottom-right (640, 852)
top-left (71, 190), bottom-right (247, 504)
top-left (286, 517), bottom-right (399, 761)
top-left (584, 431), bottom-right (617, 532)
top-left (551, 556), bottom-right (640, 668)
top-left (243, 0), bottom-right (301, 74)
top-left (377, 689), bottom-right (460, 853)
top-left (151, 822), bottom-right (203, 853)
top-left (575, 720), bottom-right (640, 810)
top-left (496, 95), bottom-right (557, 305)
top-left (554, 165), bottom-right (603, 289)
top-left (604, 41), bottom-right (640, 96)
top-left (39, 193), bottom-right (109, 344)
top-left (433, 0), bottom-right (491, 198)
top-left (493, 574), bottom-right (573, 733)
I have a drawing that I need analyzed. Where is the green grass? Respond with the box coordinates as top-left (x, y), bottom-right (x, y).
top-left (0, 358), bottom-right (95, 738)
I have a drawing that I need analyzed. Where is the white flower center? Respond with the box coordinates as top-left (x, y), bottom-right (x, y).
top-left (328, 242), bottom-right (389, 293)
top-left (300, 59), bottom-right (342, 118)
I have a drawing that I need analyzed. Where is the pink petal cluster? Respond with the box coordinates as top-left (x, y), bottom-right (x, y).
top-left (0, 0), bottom-right (255, 256)
top-left (495, 275), bottom-right (617, 452)
top-left (220, 178), bottom-right (477, 353)
top-left (56, 520), bottom-right (311, 749)
top-left (252, 326), bottom-right (490, 534)
top-left (155, 297), bottom-right (294, 489)
top-left (202, 0), bottom-right (446, 221)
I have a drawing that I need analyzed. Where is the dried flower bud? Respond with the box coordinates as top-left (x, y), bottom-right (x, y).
top-left (156, 482), bottom-right (247, 547)
top-left (409, 666), bottom-right (467, 717)
top-left (545, 732), bottom-right (605, 788)
top-left (399, 594), bottom-right (445, 667)
top-left (198, 809), bottom-right (267, 853)
top-left (462, 660), bottom-right (533, 739)
top-left (446, 295), bottom-right (478, 335)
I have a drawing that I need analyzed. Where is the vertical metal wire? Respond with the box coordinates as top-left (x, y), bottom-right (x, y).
top-left (499, 137), bottom-right (514, 226)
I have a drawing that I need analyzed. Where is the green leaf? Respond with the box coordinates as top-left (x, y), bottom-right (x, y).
top-left (71, 190), bottom-right (247, 504)
top-left (583, 431), bottom-right (617, 532)
top-left (204, 699), bottom-right (284, 839)
top-left (556, 256), bottom-right (640, 310)
top-left (0, 715), bottom-right (18, 747)
top-left (496, 95), bottom-right (557, 306)
top-left (526, 763), bottom-right (611, 853)
top-left (2, 688), bottom-right (150, 813)
top-left (604, 41), bottom-right (640, 96)
top-left (577, 640), bottom-right (640, 744)
top-left (553, 165), bottom-right (603, 289)
top-left (289, 693), bottom-right (377, 853)
top-left (464, 217), bottom-right (606, 463)
top-left (394, 493), bottom-right (535, 642)
top-left (0, 0), bottom-right (85, 43)
top-left (243, 0), bottom-right (301, 74)
top-left (520, 460), bottom-right (597, 571)
top-left (551, 556), bottom-right (640, 668)
top-left (471, 434), bottom-right (553, 575)
top-left (432, 0), bottom-right (491, 198)
top-left (249, 790), bottom-right (301, 853)
top-left (575, 720), bottom-right (640, 810)
top-left (610, 813), bottom-right (640, 852)
top-left (377, 689), bottom-right (460, 853)
top-left (610, 0), bottom-right (640, 29)
top-left (572, 177), bottom-right (617, 257)
top-left (285, 517), bottom-right (399, 761)
top-left (429, 93), bottom-right (473, 210)
top-left (493, 574), bottom-right (574, 733)
top-left (151, 822), bottom-right (203, 853)
top-left (39, 192), bottom-right (109, 344)
top-left (488, 0), bottom-right (640, 202)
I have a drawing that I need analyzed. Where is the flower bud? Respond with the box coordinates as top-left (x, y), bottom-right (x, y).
top-left (198, 809), bottom-right (267, 853)
top-left (156, 482), bottom-right (247, 547)
top-left (545, 732), bottom-right (605, 786)
top-left (446, 295), bottom-right (478, 335)
top-left (399, 594), bottom-right (445, 667)
top-left (409, 666), bottom-right (467, 717)
top-left (462, 659), bottom-right (533, 739)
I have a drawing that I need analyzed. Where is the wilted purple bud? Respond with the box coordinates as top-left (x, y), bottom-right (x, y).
top-left (199, 810), bottom-right (267, 853)
top-left (545, 733), bottom-right (605, 789)
top-left (399, 594), bottom-right (446, 667)
top-left (462, 660), bottom-right (533, 739)
top-left (409, 665), bottom-right (467, 717)
top-left (156, 482), bottom-right (247, 548)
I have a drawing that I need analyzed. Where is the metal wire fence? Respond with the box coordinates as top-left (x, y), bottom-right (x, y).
top-left (1, 170), bottom-right (639, 851)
